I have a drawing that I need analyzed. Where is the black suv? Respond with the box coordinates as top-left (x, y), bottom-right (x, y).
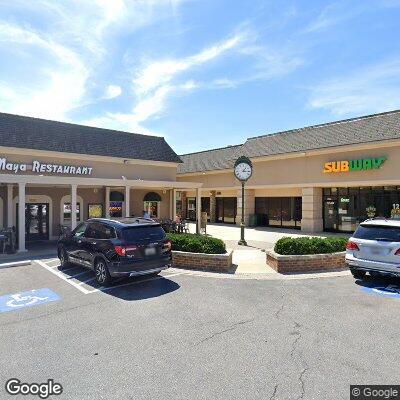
top-left (57, 218), bottom-right (172, 285)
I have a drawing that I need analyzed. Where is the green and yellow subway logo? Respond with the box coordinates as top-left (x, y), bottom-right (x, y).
top-left (323, 157), bottom-right (387, 173)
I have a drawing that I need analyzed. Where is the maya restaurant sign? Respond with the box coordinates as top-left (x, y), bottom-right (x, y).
top-left (323, 157), bottom-right (387, 174)
top-left (0, 158), bottom-right (93, 175)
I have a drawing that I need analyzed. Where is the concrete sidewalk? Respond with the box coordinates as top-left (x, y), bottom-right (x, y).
top-left (0, 241), bottom-right (57, 266)
top-left (188, 222), bottom-right (349, 275)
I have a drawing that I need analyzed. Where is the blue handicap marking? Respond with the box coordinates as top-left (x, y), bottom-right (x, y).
top-left (363, 284), bottom-right (400, 299)
top-left (0, 288), bottom-right (60, 313)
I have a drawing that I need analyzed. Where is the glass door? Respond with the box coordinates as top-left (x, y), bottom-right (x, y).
top-left (324, 197), bottom-right (338, 231)
top-left (186, 198), bottom-right (196, 221)
top-left (17, 203), bottom-right (49, 241)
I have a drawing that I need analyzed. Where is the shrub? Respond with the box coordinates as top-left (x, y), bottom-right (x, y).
top-left (274, 236), bottom-right (348, 255)
top-left (166, 233), bottom-right (226, 254)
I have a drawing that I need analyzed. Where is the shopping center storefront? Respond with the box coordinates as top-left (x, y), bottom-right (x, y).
top-left (177, 110), bottom-right (400, 233)
top-left (323, 186), bottom-right (400, 232)
top-left (0, 113), bottom-right (202, 252)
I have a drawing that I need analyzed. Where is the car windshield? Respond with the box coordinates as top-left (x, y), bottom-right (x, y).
top-left (121, 226), bottom-right (166, 242)
top-left (353, 224), bottom-right (400, 242)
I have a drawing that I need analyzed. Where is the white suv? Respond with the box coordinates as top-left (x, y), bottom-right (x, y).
top-left (346, 219), bottom-right (400, 279)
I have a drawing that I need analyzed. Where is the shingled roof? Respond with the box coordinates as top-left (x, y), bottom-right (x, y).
top-left (178, 144), bottom-right (244, 174)
top-left (0, 112), bottom-right (182, 163)
top-left (178, 110), bottom-right (400, 174)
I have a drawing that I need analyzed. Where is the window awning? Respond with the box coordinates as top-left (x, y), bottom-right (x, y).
top-left (110, 191), bottom-right (124, 201)
top-left (143, 192), bottom-right (162, 202)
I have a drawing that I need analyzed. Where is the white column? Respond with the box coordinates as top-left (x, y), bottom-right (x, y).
top-left (18, 183), bottom-right (26, 252)
top-left (173, 189), bottom-right (177, 219)
top-left (125, 186), bottom-right (130, 217)
top-left (196, 188), bottom-right (201, 234)
top-left (7, 184), bottom-right (13, 227)
top-left (105, 187), bottom-right (110, 218)
top-left (169, 190), bottom-right (173, 219)
top-left (71, 184), bottom-right (77, 230)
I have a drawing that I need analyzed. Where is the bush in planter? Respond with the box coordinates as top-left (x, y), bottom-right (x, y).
top-left (166, 233), bottom-right (226, 254)
top-left (274, 236), bottom-right (348, 255)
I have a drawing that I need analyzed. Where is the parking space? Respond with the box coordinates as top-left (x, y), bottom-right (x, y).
top-left (1, 255), bottom-right (400, 399)
top-left (35, 258), bottom-right (186, 295)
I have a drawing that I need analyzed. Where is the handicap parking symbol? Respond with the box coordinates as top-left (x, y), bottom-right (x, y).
top-left (363, 284), bottom-right (400, 299)
top-left (0, 288), bottom-right (60, 313)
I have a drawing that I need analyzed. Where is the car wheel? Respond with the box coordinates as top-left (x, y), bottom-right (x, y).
top-left (94, 258), bottom-right (112, 285)
top-left (59, 247), bottom-right (70, 269)
top-left (350, 269), bottom-right (366, 279)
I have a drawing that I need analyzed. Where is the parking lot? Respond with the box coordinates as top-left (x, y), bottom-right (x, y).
top-left (1, 259), bottom-right (400, 400)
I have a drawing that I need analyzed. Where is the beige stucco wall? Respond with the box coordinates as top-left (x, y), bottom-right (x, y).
top-left (177, 143), bottom-right (400, 189)
top-left (0, 149), bottom-right (177, 181)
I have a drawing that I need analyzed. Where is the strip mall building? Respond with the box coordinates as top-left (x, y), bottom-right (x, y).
top-left (177, 110), bottom-right (400, 232)
top-left (0, 110), bottom-right (399, 252)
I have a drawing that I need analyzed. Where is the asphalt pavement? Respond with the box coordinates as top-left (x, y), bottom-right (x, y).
top-left (0, 259), bottom-right (400, 400)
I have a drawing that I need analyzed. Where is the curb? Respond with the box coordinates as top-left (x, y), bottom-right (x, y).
top-left (167, 267), bottom-right (351, 280)
top-left (0, 260), bottom-right (32, 269)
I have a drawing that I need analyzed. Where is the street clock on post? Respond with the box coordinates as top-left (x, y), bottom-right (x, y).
top-left (234, 157), bottom-right (253, 182)
top-left (234, 156), bottom-right (253, 246)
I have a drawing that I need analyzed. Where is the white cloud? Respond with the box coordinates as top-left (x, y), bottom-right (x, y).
top-left (0, 22), bottom-right (88, 120)
top-left (104, 85), bottom-right (122, 99)
top-left (0, 0), bottom-right (188, 123)
top-left (133, 35), bottom-right (243, 95)
top-left (308, 59), bottom-right (400, 115)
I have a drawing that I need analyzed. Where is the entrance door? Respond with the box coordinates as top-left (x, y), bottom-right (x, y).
top-left (17, 203), bottom-right (49, 241)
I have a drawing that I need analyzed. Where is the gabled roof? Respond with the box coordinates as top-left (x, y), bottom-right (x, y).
top-left (178, 144), bottom-right (244, 174)
top-left (178, 110), bottom-right (400, 174)
top-left (0, 112), bottom-right (182, 163)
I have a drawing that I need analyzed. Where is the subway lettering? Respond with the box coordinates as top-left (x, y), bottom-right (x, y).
top-left (323, 157), bottom-right (387, 173)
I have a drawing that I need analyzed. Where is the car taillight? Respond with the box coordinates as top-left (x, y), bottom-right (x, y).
top-left (346, 241), bottom-right (360, 251)
top-left (395, 249), bottom-right (400, 256)
top-left (163, 240), bottom-right (172, 252)
top-left (114, 246), bottom-right (126, 257)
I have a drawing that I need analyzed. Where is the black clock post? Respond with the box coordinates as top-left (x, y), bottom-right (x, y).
top-left (234, 156), bottom-right (253, 246)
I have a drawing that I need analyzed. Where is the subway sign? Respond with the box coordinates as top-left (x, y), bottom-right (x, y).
top-left (323, 157), bottom-right (387, 173)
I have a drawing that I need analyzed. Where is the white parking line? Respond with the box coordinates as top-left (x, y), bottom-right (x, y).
top-left (77, 277), bottom-right (96, 285)
top-left (67, 270), bottom-right (92, 279)
top-left (35, 260), bottom-right (91, 294)
top-left (36, 259), bottom-right (186, 295)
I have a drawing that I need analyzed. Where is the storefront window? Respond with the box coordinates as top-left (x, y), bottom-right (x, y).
top-left (88, 204), bottom-right (103, 219)
top-left (143, 201), bottom-right (159, 218)
top-left (216, 197), bottom-right (237, 224)
top-left (255, 197), bottom-right (302, 229)
top-left (109, 201), bottom-right (123, 218)
top-left (63, 203), bottom-right (80, 222)
top-left (323, 187), bottom-right (400, 232)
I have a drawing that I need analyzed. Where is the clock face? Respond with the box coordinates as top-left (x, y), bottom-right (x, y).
top-left (234, 162), bottom-right (252, 181)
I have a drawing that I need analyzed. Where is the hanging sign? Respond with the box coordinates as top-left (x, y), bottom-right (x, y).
top-left (0, 157), bottom-right (93, 175)
top-left (323, 157), bottom-right (387, 173)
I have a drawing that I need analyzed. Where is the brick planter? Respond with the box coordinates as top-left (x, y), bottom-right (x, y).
top-left (266, 250), bottom-right (346, 274)
top-left (171, 250), bottom-right (233, 272)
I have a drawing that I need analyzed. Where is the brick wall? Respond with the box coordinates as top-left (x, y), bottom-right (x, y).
top-left (172, 250), bottom-right (232, 272)
top-left (266, 250), bottom-right (346, 274)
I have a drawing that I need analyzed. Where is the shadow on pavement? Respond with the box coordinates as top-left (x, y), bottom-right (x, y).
top-left (355, 274), bottom-right (400, 297)
top-left (55, 263), bottom-right (180, 300)
top-left (102, 276), bottom-right (180, 301)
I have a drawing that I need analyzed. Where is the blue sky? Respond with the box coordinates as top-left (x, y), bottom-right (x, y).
top-left (0, 0), bottom-right (399, 154)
